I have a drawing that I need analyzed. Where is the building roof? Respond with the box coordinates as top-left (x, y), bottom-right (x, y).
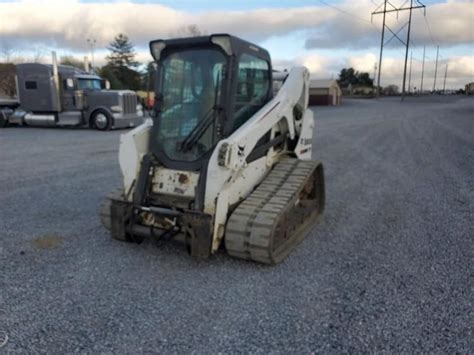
top-left (310, 79), bottom-right (340, 89)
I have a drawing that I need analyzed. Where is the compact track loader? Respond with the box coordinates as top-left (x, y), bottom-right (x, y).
top-left (100, 34), bottom-right (325, 264)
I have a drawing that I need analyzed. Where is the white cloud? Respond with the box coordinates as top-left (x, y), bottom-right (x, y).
top-left (304, 0), bottom-right (474, 50)
top-left (273, 52), bottom-right (473, 89)
top-left (347, 53), bottom-right (378, 74)
top-left (0, 0), bottom-right (472, 88)
top-left (0, 0), bottom-right (472, 52)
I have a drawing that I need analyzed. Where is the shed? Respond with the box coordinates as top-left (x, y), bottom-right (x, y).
top-left (309, 79), bottom-right (342, 106)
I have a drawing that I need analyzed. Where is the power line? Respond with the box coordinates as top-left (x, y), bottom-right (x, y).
top-left (317, 0), bottom-right (373, 25)
top-left (417, 6), bottom-right (436, 46)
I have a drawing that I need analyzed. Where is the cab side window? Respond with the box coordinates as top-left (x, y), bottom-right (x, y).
top-left (232, 53), bottom-right (270, 131)
top-left (25, 81), bottom-right (37, 90)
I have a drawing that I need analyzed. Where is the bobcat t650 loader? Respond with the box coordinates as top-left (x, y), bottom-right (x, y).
top-left (101, 34), bottom-right (325, 264)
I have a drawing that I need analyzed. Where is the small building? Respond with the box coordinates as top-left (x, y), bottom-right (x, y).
top-left (465, 82), bottom-right (474, 95)
top-left (309, 79), bottom-right (342, 106)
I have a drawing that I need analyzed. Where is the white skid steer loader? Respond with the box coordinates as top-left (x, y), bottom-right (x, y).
top-left (100, 34), bottom-right (325, 264)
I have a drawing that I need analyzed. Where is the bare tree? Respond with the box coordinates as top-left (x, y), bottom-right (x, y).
top-left (175, 24), bottom-right (207, 38)
top-left (0, 63), bottom-right (17, 97)
top-left (11, 55), bottom-right (26, 64)
top-left (1, 42), bottom-right (15, 63)
top-left (32, 46), bottom-right (45, 63)
top-left (60, 55), bottom-right (85, 70)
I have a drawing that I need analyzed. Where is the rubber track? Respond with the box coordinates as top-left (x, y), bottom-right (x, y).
top-left (225, 157), bottom-right (323, 264)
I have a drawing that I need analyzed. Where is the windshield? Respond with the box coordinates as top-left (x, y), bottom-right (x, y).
top-left (157, 48), bottom-right (226, 162)
top-left (77, 78), bottom-right (102, 90)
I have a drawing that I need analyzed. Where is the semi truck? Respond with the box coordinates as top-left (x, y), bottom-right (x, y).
top-left (0, 53), bottom-right (144, 130)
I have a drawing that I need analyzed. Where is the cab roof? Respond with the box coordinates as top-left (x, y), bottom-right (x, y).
top-left (149, 34), bottom-right (271, 63)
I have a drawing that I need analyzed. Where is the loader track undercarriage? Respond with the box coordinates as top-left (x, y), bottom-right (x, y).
top-left (100, 157), bottom-right (325, 265)
top-left (225, 158), bottom-right (325, 264)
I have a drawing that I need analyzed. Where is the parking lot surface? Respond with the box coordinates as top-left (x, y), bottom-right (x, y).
top-left (1, 96), bottom-right (472, 352)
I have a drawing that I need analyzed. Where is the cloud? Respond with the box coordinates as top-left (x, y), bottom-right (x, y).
top-left (0, 0), bottom-right (331, 51)
top-left (273, 51), bottom-right (473, 89)
top-left (347, 53), bottom-right (378, 74)
top-left (0, 0), bottom-right (472, 53)
top-left (0, 0), bottom-right (471, 88)
top-left (350, 53), bottom-right (474, 90)
top-left (304, 0), bottom-right (474, 50)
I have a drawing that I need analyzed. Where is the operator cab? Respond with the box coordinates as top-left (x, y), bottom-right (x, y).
top-left (149, 34), bottom-right (273, 170)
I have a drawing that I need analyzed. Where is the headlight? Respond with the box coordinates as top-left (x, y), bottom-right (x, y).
top-left (111, 105), bottom-right (123, 113)
top-left (136, 104), bottom-right (142, 111)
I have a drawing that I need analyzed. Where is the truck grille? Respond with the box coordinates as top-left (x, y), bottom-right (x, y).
top-left (122, 93), bottom-right (137, 114)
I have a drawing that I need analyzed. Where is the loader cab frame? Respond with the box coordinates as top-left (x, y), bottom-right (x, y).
top-left (149, 34), bottom-right (273, 172)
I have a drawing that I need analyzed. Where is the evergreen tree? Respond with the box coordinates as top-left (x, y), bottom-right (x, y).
top-left (105, 33), bottom-right (141, 90)
top-left (106, 33), bottom-right (138, 68)
top-left (337, 67), bottom-right (374, 88)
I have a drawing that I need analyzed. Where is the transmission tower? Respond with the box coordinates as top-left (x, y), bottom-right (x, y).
top-left (372, 0), bottom-right (426, 100)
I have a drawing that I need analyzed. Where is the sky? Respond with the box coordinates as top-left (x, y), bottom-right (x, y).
top-left (0, 0), bottom-right (472, 89)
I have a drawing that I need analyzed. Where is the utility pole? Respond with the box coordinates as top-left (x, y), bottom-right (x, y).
top-left (420, 46), bottom-right (426, 93)
top-left (442, 63), bottom-right (448, 93)
top-left (433, 45), bottom-right (439, 93)
top-left (375, 0), bottom-right (387, 98)
top-left (401, 0), bottom-right (413, 101)
top-left (408, 51), bottom-right (413, 94)
top-left (373, 62), bottom-right (378, 95)
top-left (372, 0), bottom-right (426, 100)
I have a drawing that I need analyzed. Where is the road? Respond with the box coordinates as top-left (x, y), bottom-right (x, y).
top-left (0, 96), bottom-right (472, 353)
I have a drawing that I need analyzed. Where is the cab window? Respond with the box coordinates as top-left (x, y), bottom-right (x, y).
top-left (232, 53), bottom-right (270, 131)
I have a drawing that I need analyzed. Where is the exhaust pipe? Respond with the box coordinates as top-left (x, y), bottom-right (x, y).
top-left (51, 51), bottom-right (61, 112)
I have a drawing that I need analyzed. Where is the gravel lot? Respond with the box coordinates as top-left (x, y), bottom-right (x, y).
top-left (1, 96), bottom-right (472, 353)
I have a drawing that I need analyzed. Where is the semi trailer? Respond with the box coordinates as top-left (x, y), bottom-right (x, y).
top-left (0, 53), bottom-right (144, 130)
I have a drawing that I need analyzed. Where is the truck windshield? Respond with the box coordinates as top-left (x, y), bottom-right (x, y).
top-left (156, 48), bottom-right (226, 162)
top-left (77, 79), bottom-right (102, 90)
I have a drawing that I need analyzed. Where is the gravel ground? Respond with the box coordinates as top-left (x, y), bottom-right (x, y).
top-left (0, 96), bottom-right (472, 353)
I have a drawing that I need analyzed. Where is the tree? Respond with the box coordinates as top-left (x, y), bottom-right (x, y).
top-left (32, 46), bottom-right (45, 63)
top-left (96, 65), bottom-right (122, 89)
top-left (60, 56), bottom-right (85, 70)
top-left (105, 33), bottom-right (141, 90)
top-left (1, 42), bottom-right (15, 63)
top-left (0, 63), bottom-right (17, 97)
top-left (383, 85), bottom-right (399, 96)
top-left (337, 67), bottom-right (374, 88)
top-left (176, 24), bottom-right (206, 38)
top-left (106, 33), bottom-right (138, 68)
top-left (357, 72), bottom-right (373, 86)
top-left (338, 68), bottom-right (357, 88)
top-left (141, 62), bottom-right (156, 91)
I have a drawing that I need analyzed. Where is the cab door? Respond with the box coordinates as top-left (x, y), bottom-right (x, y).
top-left (61, 77), bottom-right (76, 111)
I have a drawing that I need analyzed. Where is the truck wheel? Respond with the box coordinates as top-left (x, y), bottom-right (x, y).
top-left (91, 110), bottom-right (111, 131)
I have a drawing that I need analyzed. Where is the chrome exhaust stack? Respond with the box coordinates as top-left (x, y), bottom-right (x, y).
top-left (51, 51), bottom-right (61, 112)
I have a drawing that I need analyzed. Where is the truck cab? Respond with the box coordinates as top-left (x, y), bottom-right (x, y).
top-left (3, 62), bottom-right (144, 130)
